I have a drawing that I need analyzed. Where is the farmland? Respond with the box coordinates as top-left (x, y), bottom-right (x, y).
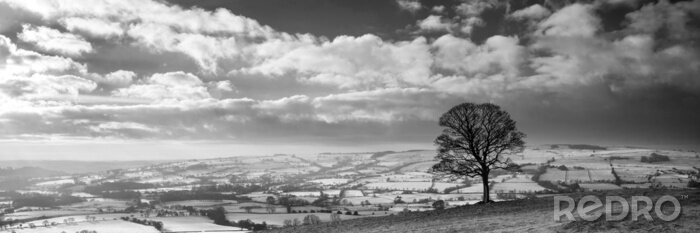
top-left (1, 145), bottom-right (699, 232)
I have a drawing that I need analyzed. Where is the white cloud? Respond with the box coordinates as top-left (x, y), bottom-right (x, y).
top-left (244, 34), bottom-right (433, 89)
top-left (396, 0), bottom-right (422, 13)
top-left (432, 34), bottom-right (525, 77)
top-left (0, 34), bottom-right (89, 80)
top-left (417, 15), bottom-right (452, 32)
top-left (511, 4), bottom-right (551, 20)
top-left (90, 121), bottom-right (159, 134)
top-left (112, 71), bottom-right (210, 101)
top-left (455, 1), bottom-right (493, 17)
top-left (536, 4), bottom-right (600, 37)
top-left (432, 5), bottom-right (446, 14)
top-left (0, 74), bottom-right (97, 101)
top-left (61, 17), bottom-right (123, 39)
top-left (18, 24), bottom-right (93, 57)
top-left (98, 70), bottom-right (136, 87)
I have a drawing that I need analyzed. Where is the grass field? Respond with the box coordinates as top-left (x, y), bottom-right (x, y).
top-left (265, 189), bottom-right (700, 233)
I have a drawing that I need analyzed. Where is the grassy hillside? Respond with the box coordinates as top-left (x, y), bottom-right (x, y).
top-left (266, 189), bottom-right (700, 233)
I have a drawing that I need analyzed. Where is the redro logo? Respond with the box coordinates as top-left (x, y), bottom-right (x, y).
top-left (554, 195), bottom-right (681, 222)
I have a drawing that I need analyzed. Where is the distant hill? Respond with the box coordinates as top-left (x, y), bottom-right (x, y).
top-left (549, 144), bottom-right (607, 150)
top-left (0, 160), bottom-right (164, 174)
top-left (0, 166), bottom-right (65, 178)
top-left (369, 151), bottom-right (396, 159)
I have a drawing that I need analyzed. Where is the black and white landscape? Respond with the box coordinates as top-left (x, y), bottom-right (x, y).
top-left (0, 0), bottom-right (699, 232)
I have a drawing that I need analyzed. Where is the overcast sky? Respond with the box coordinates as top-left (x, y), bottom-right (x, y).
top-left (0, 0), bottom-right (698, 160)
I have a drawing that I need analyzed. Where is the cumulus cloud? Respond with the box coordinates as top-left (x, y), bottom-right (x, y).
top-left (98, 70), bottom-right (136, 87)
top-left (417, 15), bottom-right (452, 32)
top-left (432, 34), bottom-right (525, 77)
top-left (17, 24), bottom-right (93, 57)
top-left (510, 4), bottom-right (551, 20)
top-left (536, 4), bottom-right (600, 37)
top-left (243, 34), bottom-right (433, 89)
top-left (396, 0), bottom-right (421, 13)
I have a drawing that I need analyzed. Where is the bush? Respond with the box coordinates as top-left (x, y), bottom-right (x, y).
top-left (641, 153), bottom-right (670, 163)
top-left (432, 200), bottom-right (445, 210)
top-left (303, 214), bottom-right (321, 225)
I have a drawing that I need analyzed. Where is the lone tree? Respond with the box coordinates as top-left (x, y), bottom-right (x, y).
top-left (431, 103), bottom-right (525, 203)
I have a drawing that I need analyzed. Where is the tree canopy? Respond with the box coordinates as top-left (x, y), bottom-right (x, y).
top-left (431, 103), bottom-right (525, 202)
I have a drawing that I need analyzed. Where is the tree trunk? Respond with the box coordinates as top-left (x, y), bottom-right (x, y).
top-left (482, 174), bottom-right (490, 203)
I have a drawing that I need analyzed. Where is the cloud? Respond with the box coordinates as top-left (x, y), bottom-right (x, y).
top-left (112, 71), bottom-right (210, 101)
top-left (1, 47), bottom-right (86, 76)
top-left (61, 17), bottom-right (123, 39)
top-left (0, 74), bottom-right (97, 101)
top-left (17, 24), bottom-right (93, 57)
top-left (396, 0), bottom-right (421, 13)
top-left (0, 0), bottom-right (699, 149)
top-left (625, 0), bottom-right (700, 41)
top-left (243, 34), bottom-right (433, 89)
top-left (431, 34), bottom-right (525, 78)
top-left (1, 0), bottom-right (280, 74)
top-left (526, 1), bottom-right (700, 92)
top-left (97, 70), bottom-right (136, 87)
top-left (417, 15), bottom-right (452, 32)
top-left (510, 4), bottom-right (551, 20)
top-left (536, 3), bottom-right (600, 37)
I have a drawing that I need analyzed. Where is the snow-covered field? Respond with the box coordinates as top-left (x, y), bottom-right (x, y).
top-left (9, 219), bottom-right (160, 233)
top-left (163, 200), bottom-right (237, 207)
top-left (579, 183), bottom-right (622, 191)
top-left (35, 179), bottom-right (75, 186)
top-left (225, 213), bottom-right (366, 226)
top-left (539, 169), bottom-right (567, 183)
top-left (364, 182), bottom-right (460, 192)
top-left (308, 178), bottom-right (350, 185)
top-left (155, 216), bottom-right (248, 232)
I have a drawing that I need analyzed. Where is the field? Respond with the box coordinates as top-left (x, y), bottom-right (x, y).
top-left (225, 213), bottom-right (367, 226)
top-left (163, 200), bottom-right (238, 207)
top-left (3, 147), bottom-right (698, 232)
top-left (9, 219), bottom-right (160, 233)
top-left (364, 182), bottom-right (460, 192)
top-left (539, 169), bottom-right (567, 183)
top-left (3, 210), bottom-right (94, 221)
top-left (308, 179), bottom-right (350, 185)
top-left (154, 216), bottom-right (247, 232)
top-left (266, 190), bottom-right (700, 233)
top-left (578, 183), bottom-right (622, 191)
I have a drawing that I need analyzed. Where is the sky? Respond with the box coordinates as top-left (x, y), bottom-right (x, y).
top-left (0, 0), bottom-right (698, 160)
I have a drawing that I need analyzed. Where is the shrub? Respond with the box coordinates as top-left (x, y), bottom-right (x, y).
top-left (641, 153), bottom-right (670, 163)
top-left (302, 214), bottom-right (321, 225)
top-left (432, 200), bottom-right (445, 210)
